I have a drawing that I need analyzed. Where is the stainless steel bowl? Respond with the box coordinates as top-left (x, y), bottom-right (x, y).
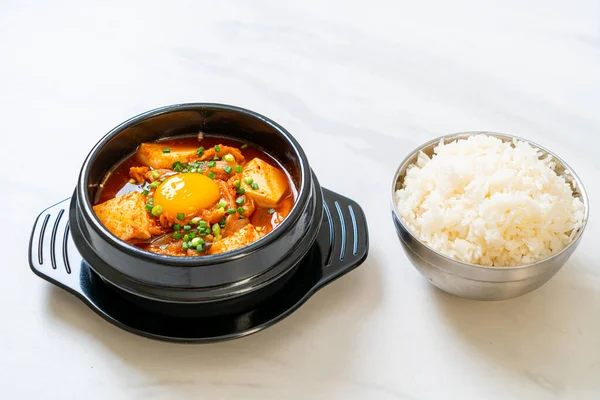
top-left (391, 131), bottom-right (589, 300)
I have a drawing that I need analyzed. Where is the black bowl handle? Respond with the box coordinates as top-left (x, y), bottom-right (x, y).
top-left (29, 199), bottom-right (83, 295)
top-left (314, 188), bottom-right (369, 289)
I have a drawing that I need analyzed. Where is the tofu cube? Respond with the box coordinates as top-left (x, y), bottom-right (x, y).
top-left (93, 192), bottom-right (155, 241)
top-left (135, 143), bottom-right (197, 169)
top-left (241, 158), bottom-right (289, 208)
top-left (208, 224), bottom-right (260, 255)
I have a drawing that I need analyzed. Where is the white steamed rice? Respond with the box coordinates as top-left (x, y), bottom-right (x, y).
top-left (395, 135), bottom-right (585, 267)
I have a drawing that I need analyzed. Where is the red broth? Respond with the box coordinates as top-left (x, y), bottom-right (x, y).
top-left (94, 136), bottom-right (297, 255)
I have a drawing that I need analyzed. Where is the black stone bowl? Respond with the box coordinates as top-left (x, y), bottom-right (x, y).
top-left (30, 104), bottom-right (369, 328)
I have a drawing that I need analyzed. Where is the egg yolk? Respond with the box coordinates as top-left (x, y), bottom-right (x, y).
top-left (153, 173), bottom-right (220, 218)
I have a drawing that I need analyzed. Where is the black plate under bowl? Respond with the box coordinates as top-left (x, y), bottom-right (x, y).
top-left (29, 188), bottom-right (368, 343)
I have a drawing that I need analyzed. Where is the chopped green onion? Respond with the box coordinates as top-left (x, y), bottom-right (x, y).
top-left (233, 180), bottom-right (241, 188)
top-left (219, 216), bottom-right (226, 228)
top-left (183, 225), bottom-right (191, 231)
top-left (223, 154), bottom-right (235, 162)
top-left (190, 217), bottom-right (201, 225)
top-left (199, 220), bottom-right (207, 229)
top-left (160, 177), bottom-right (166, 182)
top-left (173, 223), bottom-right (181, 231)
top-left (177, 213), bottom-right (185, 221)
top-left (237, 187), bottom-right (245, 195)
top-left (217, 200), bottom-right (227, 209)
top-left (173, 232), bottom-right (181, 240)
top-left (244, 177), bottom-right (254, 185)
top-left (212, 223), bottom-right (221, 236)
top-left (183, 234), bottom-right (190, 242)
top-left (217, 207), bottom-right (225, 214)
top-left (196, 146), bottom-right (204, 156)
top-left (207, 161), bottom-right (216, 168)
top-left (182, 169), bottom-right (188, 173)
top-left (239, 215), bottom-right (245, 219)
top-left (150, 181), bottom-right (160, 189)
top-left (142, 189), bottom-right (149, 196)
top-left (147, 198), bottom-right (154, 205)
top-left (190, 168), bottom-right (197, 173)
top-left (237, 207), bottom-right (245, 214)
top-left (182, 242), bottom-right (189, 250)
top-left (235, 165), bottom-right (243, 173)
top-left (207, 172), bottom-right (216, 180)
top-left (150, 205), bottom-right (163, 216)
top-left (190, 237), bottom-right (200, 247)
top-left (223, 165), bottom-right (232, 174)
top-left (162, 148), bottom-right (171, 153)
top-left (214, 145), bottom-right (221, 153)
top-left (196, 244), bottom-right (204, 252)
top-left (236, 197), bottom-right (244, 205)
top-left (145, 204), bottom-right (153, 211)
top-left (152, 170), bottom-right (160, 179)
top-left (226, 208), bottom-right (236, 214)
top-left (188, 232), bottom-right (196, 239)
top-left (268, 208), bottom-right (276, 214)
top-left (251, 183), bottom-right (259, 190)
top-left (212, 156), bottom-right (220, 161)
top-left (173, 162), bottom-right (183, 172)
top-left (241, 144), bottom-right (248, 149)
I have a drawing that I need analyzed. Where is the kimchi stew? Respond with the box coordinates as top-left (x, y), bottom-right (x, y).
top-left (93, 136), bottom-right (296, 256)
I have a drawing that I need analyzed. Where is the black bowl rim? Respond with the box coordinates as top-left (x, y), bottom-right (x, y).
top-left (77, 103), bottom-right (311, 267)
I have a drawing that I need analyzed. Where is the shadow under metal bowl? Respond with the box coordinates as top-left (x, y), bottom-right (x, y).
top-left (391, 131), bottom-right (589, 301)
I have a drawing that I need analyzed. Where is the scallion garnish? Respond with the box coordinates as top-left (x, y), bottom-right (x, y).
top-left (173, 223), bottom-right (181, 231)
top-left (237, 207), bottom-right (245, 214)
top-left (150, 205), bottom-right (163, 216)
top-left (150, 181), bottom-right (160, 189)
top-left (218, 200), bottom-right (228, 208)
top-left (173, 232), bottom-right (181, 240)
top-left (183, 234), bottom-right (190, 242)
top-left (173, 162), bottom-right (183, 172)
top-left (207, 172), bottom-right (216, 180)
top-left (226, 208), bottom-right (236, 214)
top-left (152, 170), bottom-right (160, 179)
top-left (241, 144), bottom-right (248, 149)
top-left (183, 225), bottom-right (191, 231)
top-left (251, 183), bottom-right (259, 190)
top-left (182, 242), bottom-right (189, 250)
top-left (189, 232), bottom-right (196, 239)
top-left (233, 180), bottom-right (241, 189)
top-left (196, 244), bottom-right (203, 252)
top-left (237, 187), bottom-right (245, 195)
top-left (145, 204), bottom-right (153, 211)
top-left (223, 165), bottom-right (232, 174)
top-left (223, 154), bottom-right (235, 162)
top-left (235, 165), bottom-right (243, 173)
top-left (214, 145), bottom-right (221, 153)
top-left (196, 146), bottom-right (204, 156)
top-left (177, 213), bottom-right (185, 221)
top-left (268, 208), bottom-right (276, 214)
top-left (199, 221), bottom-right (207, 229)
top-left (142, 189), bottom-right (149, 196)
top-left (162, 148), bottom-right (171, 153)
top-left (236, 197), bottom-right (244, 205)
top-left (207, 161), bottom-right (216, 168)
top-left (219, 216), bottom-right (226, 228)
top-left (244, 177), bottom-right (254, 185)
top-left (212, 223), bottom-right (221, 236)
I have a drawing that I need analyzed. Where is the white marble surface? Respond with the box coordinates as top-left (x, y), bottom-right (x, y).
top-left (2, 0), bottom-right (599, 398)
